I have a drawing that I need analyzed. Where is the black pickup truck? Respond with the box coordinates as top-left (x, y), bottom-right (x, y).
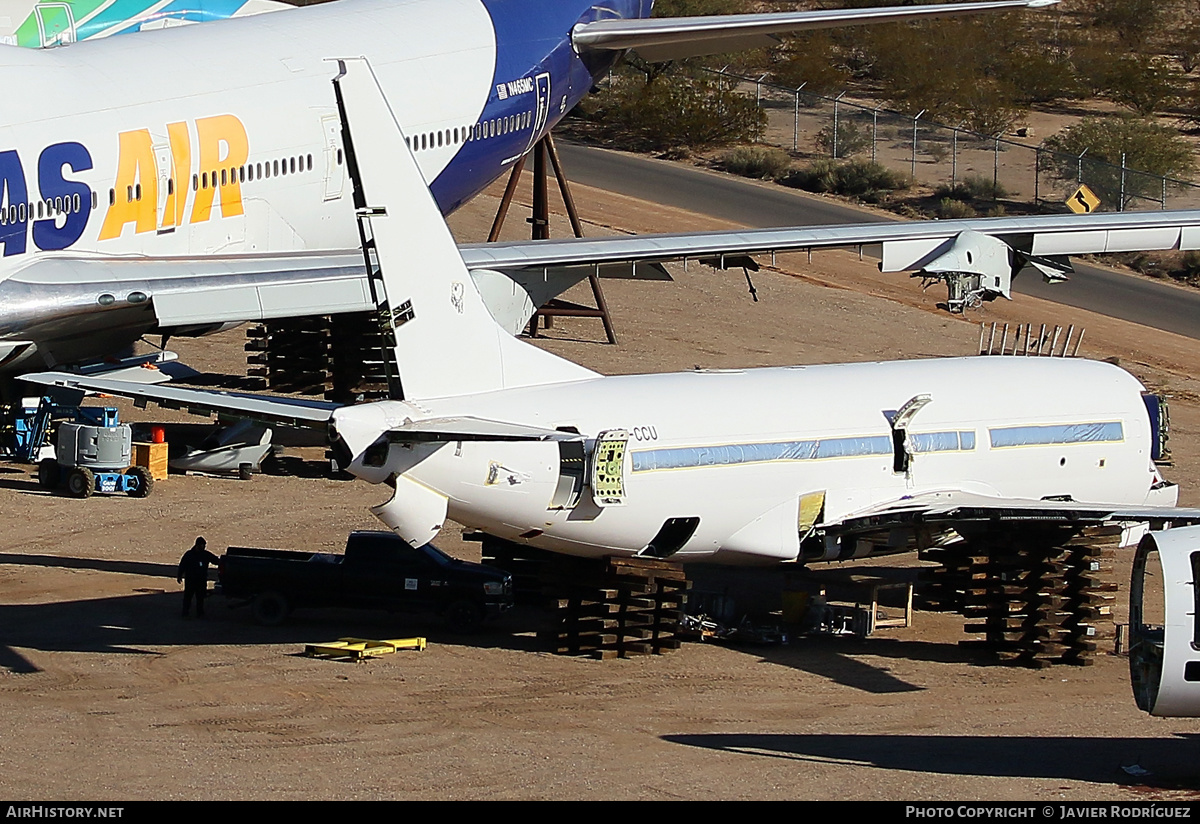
top-left (218, 531), bottom-right (513, 631)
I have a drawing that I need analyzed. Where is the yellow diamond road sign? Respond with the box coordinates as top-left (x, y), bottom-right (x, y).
top-left (1067, 184), bottom-right (1101, 214)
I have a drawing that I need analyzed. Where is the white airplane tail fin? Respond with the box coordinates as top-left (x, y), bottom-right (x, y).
top-left (331, 58), bottom-right (596, 401)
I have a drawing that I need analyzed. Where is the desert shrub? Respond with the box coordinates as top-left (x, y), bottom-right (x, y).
top-left (1105, 55), bottom-right (1182, 116)
top-left (786, 157), bottom-right (840, 193)
top-left (936, 174), bottom-right (1007, 202)
top-left (1043, 117), bottom-right (1195, 209)
top-left (718, 146), bottom-right (792, 179)
top-left (584, 75), bottom-right (765, 152)
top-left (814, 120), bottom-right (870, 158)
top-left (784, 158), bottom-right (910, 202)
top-left (938, 198), bottom-right (977, 219)
top-left (771, 31), bottom-right (851, 96)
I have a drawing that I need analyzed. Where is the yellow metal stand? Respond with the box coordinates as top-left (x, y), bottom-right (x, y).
top-left (304, 637), bottom-right (427, 661)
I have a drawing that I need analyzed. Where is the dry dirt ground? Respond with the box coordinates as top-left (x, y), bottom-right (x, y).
top-left (3, 160), bottom-right (1200, 801)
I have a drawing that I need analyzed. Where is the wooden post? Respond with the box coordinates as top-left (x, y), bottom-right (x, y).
top-left (485, 134), bottom-right (618, 344)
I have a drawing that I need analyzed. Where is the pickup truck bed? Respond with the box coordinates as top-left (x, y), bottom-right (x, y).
top-left (218, 531), bottom-right (513, 630)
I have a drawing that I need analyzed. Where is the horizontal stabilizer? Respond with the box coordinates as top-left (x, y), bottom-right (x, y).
top-left (572, 1), bottom-right (1057, 62)
top-left (21, 372), bottom-right (338, 429)
top-left (386, 416), bottom-right (584, 443)
top-left (76, 352), bottom-right (198, 385)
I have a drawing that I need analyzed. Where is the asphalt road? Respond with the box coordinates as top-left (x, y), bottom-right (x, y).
top-left (557, 142), bottom-right (1200, 340)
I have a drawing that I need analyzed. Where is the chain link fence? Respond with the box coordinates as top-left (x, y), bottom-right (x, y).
top-left (709, 67), bottom-right (1200, 213)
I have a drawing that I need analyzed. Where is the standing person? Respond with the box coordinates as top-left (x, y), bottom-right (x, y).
top-left (178, 537), bottom-right (220, 619)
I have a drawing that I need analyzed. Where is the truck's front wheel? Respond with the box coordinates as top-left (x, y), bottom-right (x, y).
top-left (251, 591), bottom-right (290, 626)
top-left (444, 600), bottom-right (484, 633)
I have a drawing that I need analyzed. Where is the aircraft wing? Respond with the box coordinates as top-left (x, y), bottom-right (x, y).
top-left (809, 489), bottom-right (1200, 562)
top-left (462, 209), bottom-right (1200, 312)
top-left (6, 250), bottom-right (370, 331)
top-left (20, 371), bottom-right (585, 444)
top-left (21, 371), bottom-right (340, 429)
top-left (572, 0), bottom-right (1057, 62)
top-left (12, 209), bottom-right (1200, 355)
top-left (826, 489), bottom-right (1200, 532)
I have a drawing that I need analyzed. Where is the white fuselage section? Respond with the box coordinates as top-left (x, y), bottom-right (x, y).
top-left (337, 356), bottom-right (1165, 564)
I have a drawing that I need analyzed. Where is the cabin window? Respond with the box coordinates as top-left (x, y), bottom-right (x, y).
top-left (91, 192), bottom-right (97, 209)
top-left (290, 157), bottom-right (296, 174)
top-left (18, 203), bottom-right (25, 222)
top-left (220, 169), bottom-right (227, 186)
top-left (453, 127), bottom-right (458, 143)
top-left (307, 154), bottom-right (312, 171)
top-left (191, 175), bottom-right (197, 192)
top-left (336, 148), bottom-right (343, 165)
top-left (167, 179), bottom-right (173, 196)
top-left (54, 196), bottom-right (62, 213)
top-left (126, 185), bottom-right (133, 201)
top-left (201, 173), bottom-right (207, 190)
top-left (74, 193), bottom-right (82, 213)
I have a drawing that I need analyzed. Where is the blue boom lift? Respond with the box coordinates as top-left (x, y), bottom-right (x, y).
top-left (1, 397), bottom-right (153, 498)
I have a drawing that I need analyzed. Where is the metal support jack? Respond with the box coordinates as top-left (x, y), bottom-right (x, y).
top-left (488, 134), bottom-right (617, 344)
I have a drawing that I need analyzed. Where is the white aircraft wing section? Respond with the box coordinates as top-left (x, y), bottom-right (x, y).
top-left (21, 371), bottom-right (339, 429)
top-left (462, 210), bottom-right (1200, 271)
top-left (826, 489), bottom-right (1200, 532)
top-left (386, 416), bottom-right (584, 443)
top-left (572, 1), bottom-right (1057, 62)
top-left (20, 371), bottom-right (584, 444)
top-left (8, 250), bottom-right (369, 329)
top-left (462, 209), bottom-right (1200, 313)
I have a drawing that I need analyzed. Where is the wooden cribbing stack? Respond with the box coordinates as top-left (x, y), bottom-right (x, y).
top-left (539, 556), bottom-right (689, 660)
top-left (917, 525), bottom-right (1120, 667)
top-left (245, 310), bottom-right (396, 403)
top-left (479, 537), bottom-right (689, 659)
top-left (245, 316), bottom-right (332, 396)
